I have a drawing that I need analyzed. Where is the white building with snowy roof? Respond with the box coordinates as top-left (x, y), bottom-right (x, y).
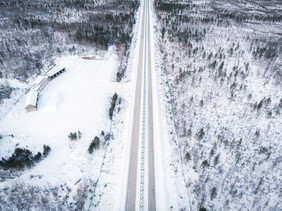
top-left (33, 75), bottom-right (49, 92)
top-left (24, 90), bottom-right (38, 113)
top-left (23, 65), bottom-right (66, 113)
top-left (46, 66), bottom-right (66, 80)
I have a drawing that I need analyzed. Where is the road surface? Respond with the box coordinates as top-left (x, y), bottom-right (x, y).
top-left (125, 0), bottom-right (145, 210)
top-left (126, 0), bottom-right (156, 210)
top-left (147, 0), bottom-right (156, 210)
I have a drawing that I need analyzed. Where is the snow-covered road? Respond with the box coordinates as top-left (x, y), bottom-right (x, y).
top-left (125, 0), bottom-right (157, 209)
top-left (124, 0), bottom-right (178, 210)
top-left (125, 0), bottom-right (145, 209)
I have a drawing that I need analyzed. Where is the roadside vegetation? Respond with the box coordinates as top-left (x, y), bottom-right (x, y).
top-left (109, 93), bottom-right (120, 120)
top-left (89, 93), bottom-right (121, 154)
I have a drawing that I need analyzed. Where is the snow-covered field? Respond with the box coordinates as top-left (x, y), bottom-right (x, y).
top-left (0, 47), bottom-right (133, 209)
top-left (0, 0), bottom-right (142, 208)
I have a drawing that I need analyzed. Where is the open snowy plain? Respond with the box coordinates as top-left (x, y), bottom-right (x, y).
top-left (0, 50), bottom-right (133, 209)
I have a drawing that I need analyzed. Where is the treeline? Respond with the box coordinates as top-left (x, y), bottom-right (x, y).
top-left (74, 12), bottom-right (134, 49)
top-left (0, 145), bottom-right (51, 170)
top-left (155, 1), bottom-right (190, 11)
top-left (218, 13), bottom-right (282, 23)
top-left (0, 0), bottom-right (97, 11)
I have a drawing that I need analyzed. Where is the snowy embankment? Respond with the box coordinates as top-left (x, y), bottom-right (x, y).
top-left (150, 1), bottom-right (191, 210)
top-left (0, 47), bottom-right (131, 209)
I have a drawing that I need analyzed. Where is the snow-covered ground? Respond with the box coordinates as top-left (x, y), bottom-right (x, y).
top-left (154, 0), bottom-right (282, 210)
top-left (0, 0), bottom-right (143, 208)
top-left (0, 46), bottom-right (134, 209)
top-left (2, 0), bottom-right (280, 210)
top-left (150, 1), bottom-right (194, 210)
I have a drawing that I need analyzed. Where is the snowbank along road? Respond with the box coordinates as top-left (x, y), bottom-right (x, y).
top-left (126, 0), bottom-right (156, 210)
